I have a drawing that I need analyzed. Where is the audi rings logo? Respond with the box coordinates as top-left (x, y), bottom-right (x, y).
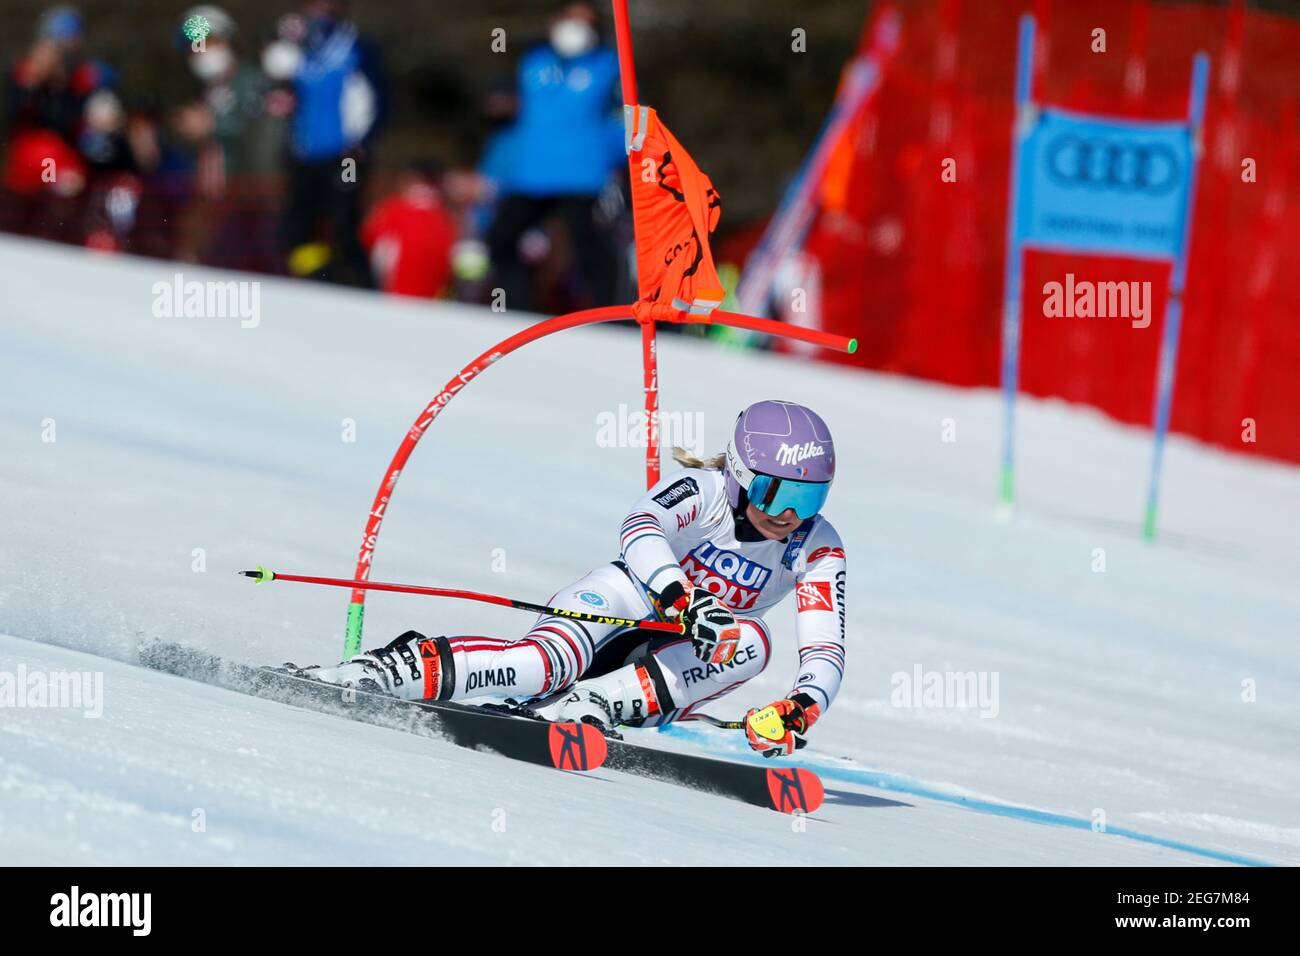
top-left (1044, 135), bottom-right (1180, 195)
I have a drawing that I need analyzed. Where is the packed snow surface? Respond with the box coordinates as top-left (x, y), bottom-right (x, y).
top-left (2, 237), bottom-right (1297, 865)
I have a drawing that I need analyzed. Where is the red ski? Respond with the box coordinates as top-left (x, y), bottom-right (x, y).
top-left (139, 641), bottom-right (608, 773)
top-left (547, 722), bottom-right (608, 771)
top-left (603, 738), bottom-right (826, 814)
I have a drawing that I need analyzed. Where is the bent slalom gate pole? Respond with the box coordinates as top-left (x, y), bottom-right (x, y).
top-left (240, 566), bottom-right (684, 635)
top-left (338, 1), bottom-right (860, 658)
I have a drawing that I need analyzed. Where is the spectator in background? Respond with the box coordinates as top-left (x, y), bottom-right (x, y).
top-left (431, 80), bottom-right (520, 302)
top-left (279, 0), bottom-right (387, 287)
top-left (76, 86), bottom-right (161, 252)
top-left (473, 78), bottom-right (521, 236)
top-left (77, 85), bottom-right (163, 183)
top-left (106, 95), bottom-right (193, 260)
top-left (175, 7), bottom-right (283, 194)
top-left (4, 5), bottom-right (161, 249)
top-left (3, 6), bottom-right (102, 234)
top-left (486, 0), bottom-right (625, 312)
top-left (7, 6), bottom-right (101, 150)
top-left (360, 161), bottom-right (457, 299)
top-left (172, 5), bottom-right (284, 270)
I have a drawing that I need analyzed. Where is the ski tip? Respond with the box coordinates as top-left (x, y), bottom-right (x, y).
top-left (765, 766), bottom-right (825, 814)
top-left (547, 722), bottom-right (609, 771)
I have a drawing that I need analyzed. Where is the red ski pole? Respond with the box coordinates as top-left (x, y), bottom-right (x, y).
top-left (239, 566), bottom-right (684, 634)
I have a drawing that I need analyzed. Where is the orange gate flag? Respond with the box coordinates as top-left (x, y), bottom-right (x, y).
top-left (625, 106), bottom-right (726, 322)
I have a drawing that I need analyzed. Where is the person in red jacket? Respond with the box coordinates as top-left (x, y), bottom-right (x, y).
top-left (4, 6), bottom-right (99, 232)
top-left (360, 163), bottom-right (458, 299)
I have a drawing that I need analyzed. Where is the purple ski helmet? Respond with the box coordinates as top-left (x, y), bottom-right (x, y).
top-left (724, 400), bottom-right (835, 520)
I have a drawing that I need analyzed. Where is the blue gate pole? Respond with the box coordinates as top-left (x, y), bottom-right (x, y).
top-left (999, 14), bottom-right (1036, 507)
top-left (1144, 52), bottom-right (1210, 540)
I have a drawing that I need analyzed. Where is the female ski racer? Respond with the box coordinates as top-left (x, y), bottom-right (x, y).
top-left (308, 399), bottom-right (846, 756)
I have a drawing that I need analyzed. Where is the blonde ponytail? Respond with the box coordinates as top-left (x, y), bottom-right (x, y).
top-left (671, 447), bottom-right (726, 470)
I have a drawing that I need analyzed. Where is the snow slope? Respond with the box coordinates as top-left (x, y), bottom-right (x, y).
top-left (2, 236), bottom-right (1297, 865)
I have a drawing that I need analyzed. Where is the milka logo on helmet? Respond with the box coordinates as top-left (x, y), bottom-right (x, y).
top-left (775, 442), bottom-right (825, 467)
top-left (680, 542), bottom-right (772, 611)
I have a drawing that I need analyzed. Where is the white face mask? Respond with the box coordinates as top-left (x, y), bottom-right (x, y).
top-left (190, 46), bottom-right (233, 82)
top-left (84, 90), bottom-right (123, 132)
top-left (550, 18), bottom-right (597, 58)
top-left (261, 40), bottom-right (302, 81)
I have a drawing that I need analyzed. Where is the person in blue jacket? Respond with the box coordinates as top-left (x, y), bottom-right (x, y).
top-left (281, 0), bottom-right (387, 286)
top-left (486, 0), bottom-right (625, 311)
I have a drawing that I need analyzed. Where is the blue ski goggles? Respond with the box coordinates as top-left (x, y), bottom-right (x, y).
top-left (748, 473), bottom-right (830, 520)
